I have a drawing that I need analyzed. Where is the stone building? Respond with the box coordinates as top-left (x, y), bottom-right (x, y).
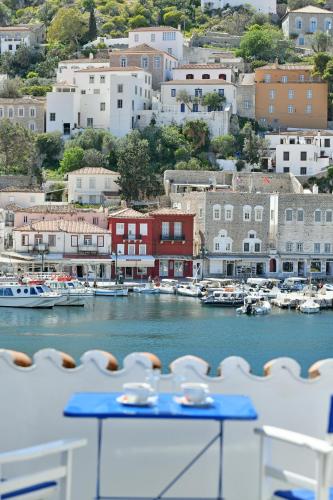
top-left (0, 96), bottom-right (45, 132)
top-left (282, 5), bottom-right (333, 50)
top-left (237, 73), bottom-right (255, 120)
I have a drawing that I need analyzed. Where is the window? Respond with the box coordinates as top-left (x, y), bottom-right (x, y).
top-left (89, 177), bottom-right (96, 189)
top-left (81, 90), bottom-right (86, 95)
top-left (162, 31), bottom-right (176, 41)
top-left (243, 242), bottom-right (250, 252)
top-left (286, 242), bottom-right (293, 252)
top-left (0, 108), bottom-right (3, 118)
top-left (154, 56), bottom-right (161, 69)
top-left (162, 222), bottom-right (169, 239)
top-left (219, 73), bottom-right (226, 80)
top-left (243, 205), bottom-right (251, 221)
top-left (8, 107), bottom-right (13, 118)
top-left (325, 19), bottom-right (332, 30)
top-left (202, 74), bottom-right (210, 79)
top-left (93, 217), bottom-right (99, 225)
top-left (134, 34), bottom-right (139, 42)
top-left (243, 100), bottom-right (250, 109)
top-left (192, 103), bottom-right (199, 112)
top-left (128, 244), bottom-right (135, 255)
top-left (120, 57), bottom-right (127, 67)
top-left (224, 205), bottom-right (233, 221)
top-left (141, 57), bottom-right (149, 69)
top-left (283, 151), bottom-right (290, 161)
top-left (174, 222), bottom-right (182, 239)
top-left (269, 89), bottom-right (276, 99)
top-left (71, 235), bottom-right (78, 247)
top-left (34, 234), bottom-right (43, 246)
top-left (297, 209), bottom-right (304, 222)
top-left (88, 75), bottom-right (95, 84)
top-left (97, 236), bottom-right (104, 247)
top-left (30, 108), bottom-right (36, 117)
top-left (300, 167), bottom-right (307, 175)
top-left (218, 89), bottom-right (224, 97)
top-left (314, 243), bottom-right (321, 253)
top-left (29, 122), bottom-right (35, 132)
top-left (93, 89), bottom-right (100, 95)
top-left (264, 74), bottom-right (271, 83)
top-left (299, 36), bottom-right (305, 46)
top-left (18, 107), bottom-right (24, 117)
top-left (186, 74), bottom-right (194, 80)
top-left (100, 75), bottom-right (105, 84)
top-left (199, 208), bottom-right (204, 219)
top-left (171, 89), bottom-right (176, 97)
top-left (310, 18), bottom-right (317, 33)
top-left (139, 244), bottom-right (146, 255)
top-left (87, 117), bottom-right (93, 127)
top-left (314, 210), bottom-right (321, 223)
top-left (300, 151), bottom-right (307, 161)
top-left (117, 100), bottom-right (123, 109)
top-left (288, 89), bottom-right (295, 99)
top-left (299, 74), bottom-right (305, 82)
top-left (326, 210), bottom-right (332, 222)
top-left (140, 223), bottom-right (147, 236)
top-left (76, 178), bottom-right (82, 189)
top-left (213, 204), bottom-right (221, 220)
top-left (195, 88), bottom-right (202, 97)
top-left (283, 262), bottom-right (294, 272)
top-left (116, 223), bottom-right (124, 235)
top-left (254, 243), bottom-right (261, 252)
top-left (325, 243), bottom-right (331, 253)
top-left (50, 113), bottom-right (56, 122)
top-left (23, 216), bottom-right (28, 223)
top-left (48, 235), bottom-right (56, 247)
top-left (21, 234), bottom-right (29, 246)
top-left (117, 84), bottom-right (123, 93)
top-left (151, 33), bottom-right (155, 42)
top-left (268, 104), bottom-right (274, 114)
top-left (281, 76), bottom-right (288, 83)
top-left (306, 89), bottom-right (312, 99)
top-left (285, 209), bottom-right (293, 222)
top-left (254, 206), bottom-right (263, 222)
top-left (83, 235), bottom-right (92, 246)
top-left (305, 104), bottom-right (312, 114)
top-left (117, 243), bottom-right (124, 255)
top-left (288, 105), bottom-right (294, 113)
top-left (295, 17), bottom-right (302, 29)
top-left (296, 242), bottom-right (303, 252)
top-left (215, 242), bottom-right (220, 251)
top-left (324, 139), bottom-right (330, 148)
top-left (100, 102), bottom-right (105, 111)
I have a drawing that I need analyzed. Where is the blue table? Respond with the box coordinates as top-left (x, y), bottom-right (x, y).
top-left (64, 392), bottom-right (257, 500)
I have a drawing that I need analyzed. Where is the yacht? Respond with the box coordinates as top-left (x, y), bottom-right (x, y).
top-left (299, 299), bottom-right (320, 314)
top-left (0, 284), bottom-right (60, 308)
top-left (201, 289), bottom-right (246, 307)
top-left (45, 278), bottom-right (93, 306)
top-left (155, 279), bottom-right (178, 294)
top-left (176, 278), bottom-right (204, 297)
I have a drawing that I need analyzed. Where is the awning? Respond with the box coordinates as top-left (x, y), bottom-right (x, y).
top-left (1, 251), bottom-right (34, 261)
top-left (115, 255), bottom-right (155, 267)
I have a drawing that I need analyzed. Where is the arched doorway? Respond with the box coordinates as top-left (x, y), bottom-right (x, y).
top-left (269, 258), bottom-right (277, 273)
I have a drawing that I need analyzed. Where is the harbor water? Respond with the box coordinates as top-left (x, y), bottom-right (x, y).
top-left (0, 294), bottom-right (332, 375)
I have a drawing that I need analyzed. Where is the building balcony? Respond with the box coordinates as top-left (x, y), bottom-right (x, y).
top-left (160, 235), bottom-right (186, 242)
top-left (122, 234), bottom-right (143, 242)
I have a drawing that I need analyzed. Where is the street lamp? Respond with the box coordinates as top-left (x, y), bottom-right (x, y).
top-left (200, 244), bottom-right (208, 280)
top-left (37, 243), bottom-right (48, 273)
top-left (112, 251), bottom-right (118, 284)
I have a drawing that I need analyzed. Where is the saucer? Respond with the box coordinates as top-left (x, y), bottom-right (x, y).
top-left (117, 394), bottom-right (157, 407)
top-left (174, 396), bottom-right (214, 407)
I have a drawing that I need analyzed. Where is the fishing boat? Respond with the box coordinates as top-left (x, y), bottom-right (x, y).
top-left (155, 279), bottom-right (178, 294)
top-left (201, 289), bottom-right (246, 307)
top-left (0, 283), bottom-right (60, 308)
top-left (236, 296), bottom-right (271, 315)
top-left (94, 286), bottom-right (128, 297)
top-left (299, 299), bottom-right (320, 314)
top-left (133, 283), bottom-right (160, 294)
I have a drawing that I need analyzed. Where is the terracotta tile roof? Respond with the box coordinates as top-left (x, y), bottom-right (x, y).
top-left (59, 59), bottom-right (109, 64)
top-left (68, 167), bottom-right (118, 175)
top-left (149, 208), bottom-right (195, 216)
top-left (256, 64), bottom-right (313, 71)
top-left (162, 80), bottom-right (234, 85)
top-left (0, 97), bottom-right (45, 104)
top-left (75, 66), bottom-right (144, 73)
top-left (110, 43), bottom-right (177, 60)
top-left (130, 26), bottom-right (178, 32)
top-left (13, 204), bottom-right (103, 214)
top-left (288, 5), bottom-right (332, 13)
top-left (14, 219), bottom-right (109, 233)
top-left (176, 64), bottom-right (229, 70)
top-left (108, 208), bottom-right (151, 219)
top-left (0, 186), bottom-right (43, 193)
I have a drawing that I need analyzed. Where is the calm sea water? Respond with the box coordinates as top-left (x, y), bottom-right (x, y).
top-left (0, 294), bottom-right (332, 375)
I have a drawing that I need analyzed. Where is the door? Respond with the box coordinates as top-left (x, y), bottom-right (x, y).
top-left (226, 263), bottom-right (234, 276)
top-left (63, 123), bottom-right (70, 135)
top-left (298, 261), bottom-right (305, 276)
top-left (269, 258), bottom-right (276, 273)
top-left (125, 267), bottom-right (133, 278)
top-left (76, 265), bottom-right (83, 278)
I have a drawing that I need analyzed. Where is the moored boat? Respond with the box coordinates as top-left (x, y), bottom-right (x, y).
top-left (299, 299), bottom-right (320, 314)
top-left (133, 283), bottom-right (160, 294)
top-left (237, 297), bottom-right (272, 315)
top-left (201, 289), bottom-right (246, 307)
top-left (0, 283), bottom-right (60, 308)
top-left (155, 279), bottom-right (178, 294)
top-left (94, 286), bottom-right (128, 297)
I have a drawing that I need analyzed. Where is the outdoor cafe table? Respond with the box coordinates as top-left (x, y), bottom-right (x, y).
top-left (64, 392), bottom-right (258, 500)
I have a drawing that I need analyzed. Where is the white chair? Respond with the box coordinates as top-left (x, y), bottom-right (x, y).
top-left (255, 402), bottom-right (333, 500)
top-left (0, 438), bottom-right (86, 499)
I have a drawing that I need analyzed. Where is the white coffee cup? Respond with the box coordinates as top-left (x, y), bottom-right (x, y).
top-left (123, 382), bottom-right (154, 403)
top-left (181, 383), bottom-right (209, 404)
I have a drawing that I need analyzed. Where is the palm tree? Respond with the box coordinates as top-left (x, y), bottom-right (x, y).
top-left (182, 119), bottom-right (210, 151)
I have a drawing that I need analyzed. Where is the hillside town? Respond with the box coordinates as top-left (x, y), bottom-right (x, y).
top-left (1, 0), bottom-right (333, 282)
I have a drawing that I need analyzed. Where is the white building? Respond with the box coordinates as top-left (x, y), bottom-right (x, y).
top-left (128, 26), bottom-right (184, 61)
top-left (266, 131), bottom-right (333, 176)
top-left (201, 0), bottom-right (276, 14)
top-left (13, 219), bottom-right (111, 255)
top-left (0, 187), bottom-right (45, 209)
top-left (0, 24), bottom-right (45, 55)
top-left (56, 58), bottom-right (110, 85)
top-left (67, 167), bottom-right (120, 205)
top-left (47, 66), bottom-right (152, 137)
top-left (172, 64), bottom-right (234, 82)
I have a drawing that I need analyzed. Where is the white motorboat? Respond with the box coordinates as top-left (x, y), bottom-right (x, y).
top-left (0, 283), bottom-right (60, 308)
top-left (155, 279), bottom-right (177, 294)
top-left (133, 283), bottom-right (160, 294)
top-left (176, 278), bottom-right (204, 297)
top-left (299, 299), bottom-right (320, 314)
top-left (45, 278), bottom-right (93, 306)
top-left (201, 289), bottom-right (247, 307)
top-left (94, 286), bottom-right (128, 297)
top-left (237, 297), bottom-right (272, 315)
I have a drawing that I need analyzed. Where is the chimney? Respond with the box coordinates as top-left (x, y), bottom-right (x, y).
top-left (313, 184), bottom-right (319, 194)
top-left (89, 52), bottom-right (94, 60)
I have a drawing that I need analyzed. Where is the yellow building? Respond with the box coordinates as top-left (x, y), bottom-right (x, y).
top-left (255, 64), bottom-right (328, 129)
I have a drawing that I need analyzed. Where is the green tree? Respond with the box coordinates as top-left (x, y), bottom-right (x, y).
top-left (128, 14), bottom-right (148, 28)
top-left (241, 124), bottom-right (269, 165)
top-left (66, 128), bottom-right (113, 152)
top-left (83, 0), bottom-right (97, 41)
top-left (48, 7), bottom-right (88, 50)
top-left (82, 148), bottom-right (108, 167)
top-left (36, 132), bottom-right (63, 168)
top-left (46, 182), bottom-right (66, 201)
top-left (202, 91), bottom-right (226, 110)
top-left (60, 147), bottom-right (85, 174)
top-left (211, 135), bottom-right (236, 158)
top-left (163, 9), bottom-right (183, 27)
top-left (312, 52), bottom-right (331, 77)
top-left (0, 119), bottom-right (36, 174)
top-left (0, 2), bottom-right (11, 25)
top-left (0, 78), bottom-right (22, 98)
top-left (175, 158), bottom-right (206, 170)
top-left (312, 32), bottom-right (332, 53)
top-left (238, 24), bottom-right (293, 62)
top-left (116, 130), bottom-right (160, 201)
top-left (182, 119), bottom-right (210, 152)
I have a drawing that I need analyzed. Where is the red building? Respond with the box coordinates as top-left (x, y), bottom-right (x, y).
top-left (108, 208), bottom-right (154, 279)
top-left (150, 208), bottom-right (195, 279)
top-left (108, 207), bottom-right (195, 279)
